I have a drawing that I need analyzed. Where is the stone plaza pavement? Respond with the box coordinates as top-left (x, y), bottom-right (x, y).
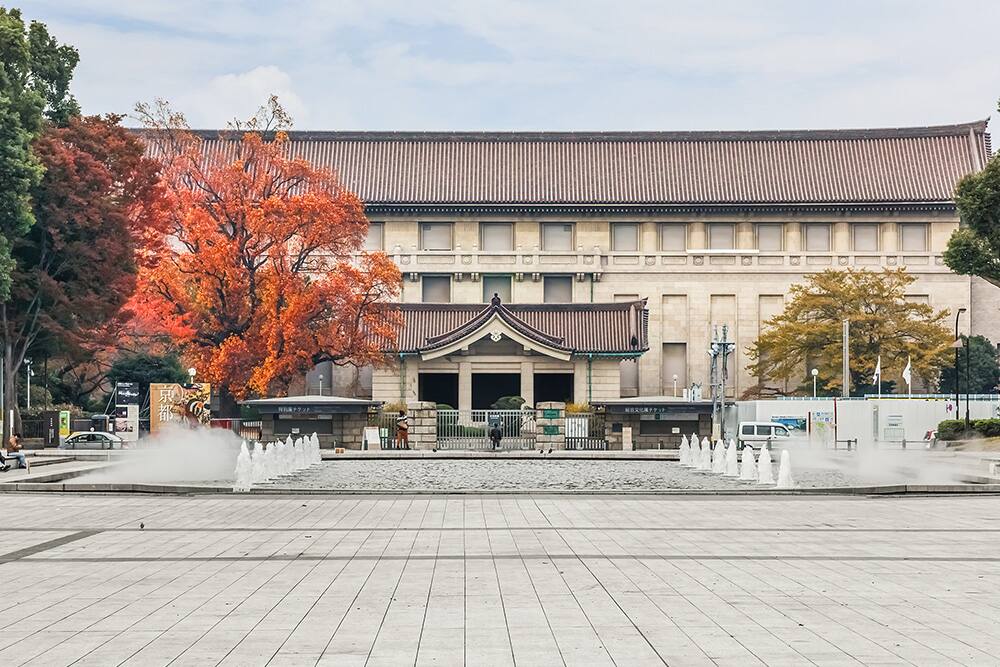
top-left (0, 493), bottom-right (998, 666)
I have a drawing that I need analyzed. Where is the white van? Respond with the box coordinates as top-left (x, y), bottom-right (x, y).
top-left (737, 421), bottom-right (793, 447)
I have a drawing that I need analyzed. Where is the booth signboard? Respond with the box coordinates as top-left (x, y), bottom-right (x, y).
top-left (59, 410), bottom-right (71, 437)
top-left (149, 383), bottom-right (211, 431)
top-left (113, 404), bottom-right (139, 441)
top-left (115, 382), bottom-right (141, 406)
top-left (42, 411), bottom-right (61, 446)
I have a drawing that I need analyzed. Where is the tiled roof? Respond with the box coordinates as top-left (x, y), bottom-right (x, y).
top-left (183, 121), bottom-right (989, 207)
top-left (381, 299), bottom-right (648, 355)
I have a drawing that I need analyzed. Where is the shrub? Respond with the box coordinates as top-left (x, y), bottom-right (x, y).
top-left (937, 420), bottom-right (968, 440)
top-left (936, 418), bottom-right (1000, 440)
top-left (490, 395), bottom-right (525, 410)
top-left (973, 418), bottom-right (1000, 437)
top-left (565, 402), bottom-right (591, 414)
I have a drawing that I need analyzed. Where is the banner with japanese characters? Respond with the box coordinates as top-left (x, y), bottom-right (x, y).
top-left (149, 383), bottom-right (212, 432)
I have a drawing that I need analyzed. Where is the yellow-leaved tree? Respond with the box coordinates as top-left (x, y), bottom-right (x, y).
top-left (746, 268), bottom-right (952, 396)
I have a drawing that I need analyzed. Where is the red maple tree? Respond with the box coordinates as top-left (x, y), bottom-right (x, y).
top-left (132, 98), bottom-right (400, 399)
top-left (2, 113), bottom-right (165, 440)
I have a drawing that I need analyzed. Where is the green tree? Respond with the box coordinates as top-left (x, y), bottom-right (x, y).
top-left (747, 269), bottom-right (952, 396)
top-left (0, 7), bottom-right (79, 300)
top-left (939, 335), bottom-right (1000, 395)
top-left (944, 99), bottom-right (1000, 286)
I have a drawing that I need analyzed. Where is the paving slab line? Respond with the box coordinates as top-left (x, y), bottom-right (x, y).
top-left (2, 482), bottom-right (1000, 497)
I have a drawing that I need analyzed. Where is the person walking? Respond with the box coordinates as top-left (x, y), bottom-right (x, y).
top-left (395, 410), bottom-right (409, 449)
top-left (4, 432), bottom-right (29, 473)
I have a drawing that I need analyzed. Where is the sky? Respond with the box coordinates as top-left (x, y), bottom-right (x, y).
top-left (24, 0), bottom-right (1000, 132)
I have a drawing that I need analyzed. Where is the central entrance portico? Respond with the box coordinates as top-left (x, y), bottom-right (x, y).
top-left (374, 296), bottom-right (649, 409)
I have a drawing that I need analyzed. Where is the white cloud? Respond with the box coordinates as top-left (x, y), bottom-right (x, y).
top-left (25, 0), bottom-right (1000, 131)
top-left (179, 66), bottom-right (308, 128)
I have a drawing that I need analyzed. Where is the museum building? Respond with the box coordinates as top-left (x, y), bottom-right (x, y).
top-left (196, 121), bottom-right (992, 409)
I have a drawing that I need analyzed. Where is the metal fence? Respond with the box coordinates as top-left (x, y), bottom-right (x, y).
top-left (565, 413), bottom-right (608, 450)
top-left (437, 409), bottom-right (536, 450)
top-left (368, 410), bottom-right (408, 449)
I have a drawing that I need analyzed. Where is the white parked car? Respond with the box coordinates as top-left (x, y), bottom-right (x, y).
top-left (62, 431), bottom-right (126, 450)
top-left (737, 421), bottom-right (793, 448)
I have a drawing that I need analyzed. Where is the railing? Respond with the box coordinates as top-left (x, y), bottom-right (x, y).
top-left (437, 409), bottom-right (536, 450)
top-left (565, 413), bottom-right (608, 450)
top-left (17, 419), bottom-right (45, 439)
top-left (209, 418), bottom-right (262, 442)
top-left (368, 410), bottom-right (408, 449)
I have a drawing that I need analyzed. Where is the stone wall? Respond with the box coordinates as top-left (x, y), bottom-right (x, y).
top-left (536, 402), bottom-right (566, 450)
top-left (405, 401), bottom-right (437, 450)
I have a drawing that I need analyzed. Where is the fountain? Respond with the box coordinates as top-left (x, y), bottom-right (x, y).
top-left (232, 441), bottom-right (253, 492)
top-left (739, 445), bottom-right (758, 481)
top-left (679, 435), bottom-right (690, 466)
top-left (724, 439), bottom-right (739, 477)
top-left (757, 445), bottom-right (774, 484)
top-left (233, 431), bottom-right (323, 491)
top-left (776, 450), bottom-right (796, 489)
top-left (711, 439), bottom-right (726, 474)
top-left (698, 436), bottom-right (712, 471)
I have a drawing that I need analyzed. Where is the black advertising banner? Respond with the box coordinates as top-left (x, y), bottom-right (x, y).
top-left (116, 382), bottom-right (141, 407)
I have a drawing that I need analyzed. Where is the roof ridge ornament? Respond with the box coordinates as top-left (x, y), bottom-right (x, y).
top-left (490, 293), bottom-right (501, 307)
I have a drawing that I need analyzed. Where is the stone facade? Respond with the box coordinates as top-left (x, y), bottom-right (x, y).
top-left (362, 213), bottom-right (978, 400)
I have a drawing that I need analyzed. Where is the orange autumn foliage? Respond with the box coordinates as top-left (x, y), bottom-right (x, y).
top-left (131, 98), bottom-right (400, 398)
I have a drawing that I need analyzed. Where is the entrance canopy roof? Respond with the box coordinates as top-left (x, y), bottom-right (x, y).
top-left (241, 395), bottom-right (380, 415)
top-left (380, 296), bottom-right (648, 360)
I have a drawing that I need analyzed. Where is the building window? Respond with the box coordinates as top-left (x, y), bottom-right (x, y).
top-left (853, 223), bottom-right (880, 252)
top-left (421, 275), bottom-right (451, 303)
top-left (480, 223), bottom-right (513, 252)
top-left (543, 275), bottom-right (573, 303)
top-left (659, 223), bottom-right (687, 251)
top-left (611, 223), bottom-right (639, 251)
top-left (482, 275), bottom-right (512, 303)
top-left (708, 223), bottom-right (735, 250)
top-left (757, 224), bottom-right (783, 251)
top-left (541, 223), bottom-right (574, 251)
top-left (899, 223), bottom-right (928, 252)
top-left (364, 222), bottom-right (384, 251)
top-left (420, 223), bottom-right (452, 251)
top-left (804, 223), bottom-right (831, 252)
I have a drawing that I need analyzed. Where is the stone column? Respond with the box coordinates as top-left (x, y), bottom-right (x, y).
top-left (535, 401), bottom-right (566, 450)
top-left (736, 221), bottom-right (755, 249)
top-left (688, 221), bottom-right (707, 250)
top-left (786, 222), bottom-right (802, 252)
top-left (458, 361), bottom-right (472, 413)
top-left (520, 360), bottom-right (534, 407)
top-left (406, 401), bottom-right (437, 450)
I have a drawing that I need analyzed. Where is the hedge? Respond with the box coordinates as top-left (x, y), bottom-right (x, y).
top-left (937, 418), bottom-right (1000, 440)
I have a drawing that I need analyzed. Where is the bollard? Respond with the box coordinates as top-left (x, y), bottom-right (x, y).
top-left (901, 438), bottom-right (906, 450)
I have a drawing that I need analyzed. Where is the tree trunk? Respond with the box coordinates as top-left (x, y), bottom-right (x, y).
top-left (3, 341), bottom-right (15, 446)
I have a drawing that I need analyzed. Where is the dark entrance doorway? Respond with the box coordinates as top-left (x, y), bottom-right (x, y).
top-left (534, 373), bottom-right (574, 404)
top-left (472, 373), bottom-right (519, 409)
top-left (418, 373), bottom-right (458, 408)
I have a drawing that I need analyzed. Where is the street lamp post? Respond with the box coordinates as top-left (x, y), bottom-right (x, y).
top-left (965, 338), bottom-right (972, 430)
top-left (811, 368), bottom-right (819, 398)
top-left (188, 367), bottom-right (197, 386)
top-left (25, 358), bottom-right (33, 411)
top-left (318, 374), bottom-right (324, 397)
top-left (954, 308), bottom-right (966, 417)
top-left (672, 374), bottom-right (678, 398)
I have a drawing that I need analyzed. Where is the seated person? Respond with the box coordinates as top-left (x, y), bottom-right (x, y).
top-left (3, 432), bottom-right (29, 472)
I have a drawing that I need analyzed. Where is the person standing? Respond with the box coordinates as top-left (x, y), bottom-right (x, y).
top-left (395, 410), bottom-right (409, 449)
